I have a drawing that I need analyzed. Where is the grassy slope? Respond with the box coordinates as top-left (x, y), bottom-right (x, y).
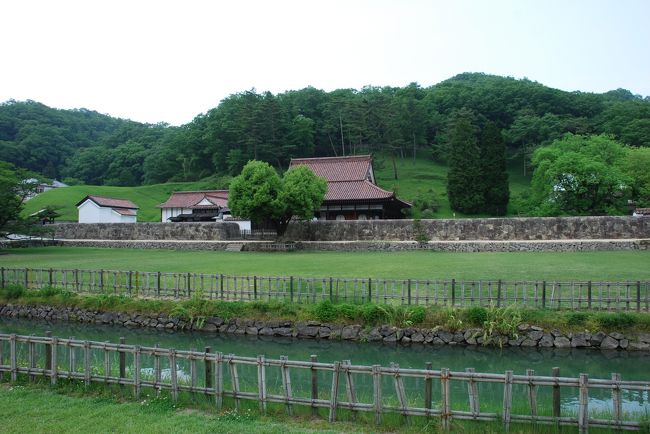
top-left (23, 155), bottom-right (530, 222)
top-left (1, 247), bottom-right (649, 281)
top-left (373, 154), bottom-right (531, 218)
top-left (21, 181), bottom-right (219, 222)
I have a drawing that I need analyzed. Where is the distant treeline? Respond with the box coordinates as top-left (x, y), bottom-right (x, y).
top-left (1, 72), bottom-right (649, 186)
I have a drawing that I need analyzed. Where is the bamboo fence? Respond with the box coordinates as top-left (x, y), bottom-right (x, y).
top-left (2, 267), bottom-right (649, 310)
top-left (0, 333), bottom-right (648, 432)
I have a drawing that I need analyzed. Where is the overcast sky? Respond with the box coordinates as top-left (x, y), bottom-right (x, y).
top-left (1, 0), bottom-right (648, 126)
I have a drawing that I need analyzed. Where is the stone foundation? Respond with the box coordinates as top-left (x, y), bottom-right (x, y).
top-left (2, 303), bottom-right (648, 351)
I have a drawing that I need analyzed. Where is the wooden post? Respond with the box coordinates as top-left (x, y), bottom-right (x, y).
top-left (99, 269), bottom-right (104, 292)
top-left (280, 356), bottom-right (294, 416)
top-left (441, 368), bottom-right (451, 431)
top-left (134, 346), bottom-right (141, 399)
top-left (204, 346), bottom-right (212, 394)
top-left (229, 354), bottom-right (240, 411)
top-left (612, 373), bottom-right (622, 428)
top-left (637, 281), bottom-right (642, 312)
top-left (552, 367), bottom-right (561, 418)
top-left (84, 340), bottom-right (91, 387)
top-left (253, 276), bottom-right (258, 300)
top-left (119, 337), bottom-right (126, 389)
top-left (372, 365), bottom-right (383, 425)
top-left (219, 274), bottom-right (224, 300)
top-left (9, 334), bottom-right (17, 382)
top-left (503, 370), bottom-right (513, 431)
top-left (187, 272), bottom-right (191, 298)
top-left (290, 276), bottom-right (294, 302)
top-left (425, 362), bottom-right (433, 416)
top-left (407, 279), bottom-right (412, 305)
top-left (48, 268), bottom-right (53, 287)
top-left (342, 360), bottom-right (357, 420)
top-left (103, 342), bottom-right (110, 383)
top-left (215, 352), bottom-right (224, 410)
top-left (0, 267), bottom-right (5, 289)
top-left (49, 337), bottom-right (58, 385)
top-left (26, 267), bottom-right (30, 289)
top-left (189, 348), bottom-right (197, 397)
top-left (68, 336), bottom-right (76, 380)
top-left (451, 279), bottom-right (456, 307)
top-left (542, 281), bottom-right (547, 308)
top-left (368, 278), bottom-right (372, 303)
top-left (156, 272), bottom-right (161, 297)
top-left (154, 344), bottom-right (161, 394)
top-left (170, 349), bottom-right (178, 401)
top-left (257, 355), bottom-right (267, 412)
top-left (578, 373), bottom-right (589, 434)
top-left (497, 280), bottom-right (502, 307)
top-left (310, 355), bottom-right (319, 416)
top-left (587, 281), bottom-right (592, 309)
top-left (391, 363), bottom-right (409, 424)
top-left (328, 361), bottom-right (341, 422)
top-left (28, 338), bottom-right (36, 382)
top-left (466, 367), bottom-right (479, 418)
top-left (45, 331), bottom-right (52, 373)
top-left (526, 369), bottom-right (537, 419)
top-left (329, 277), bottom-right (333, 302)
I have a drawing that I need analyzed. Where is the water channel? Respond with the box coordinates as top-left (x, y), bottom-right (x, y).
top-left (1, 317), bottom-right (649, 420)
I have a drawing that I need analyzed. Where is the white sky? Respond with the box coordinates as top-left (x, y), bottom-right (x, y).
top-left (1, 0), bottom-right (649, 126)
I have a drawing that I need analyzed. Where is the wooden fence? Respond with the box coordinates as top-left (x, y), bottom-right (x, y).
top-left (1, 267), bottom-right (649, 310)
top-left (0, 333), bottom-right (648, 432)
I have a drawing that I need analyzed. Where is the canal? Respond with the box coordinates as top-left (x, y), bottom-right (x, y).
top-left (1, 317), bottom-right (649, 420)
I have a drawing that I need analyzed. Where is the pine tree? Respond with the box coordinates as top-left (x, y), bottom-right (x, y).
top-left (446, 108), bottom-right (483, 213)
top-left (480, 122), bottom-right (510, 215)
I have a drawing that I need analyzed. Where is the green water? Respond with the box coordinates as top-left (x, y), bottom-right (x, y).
top-left (1, 317), bottom-right (649, 420)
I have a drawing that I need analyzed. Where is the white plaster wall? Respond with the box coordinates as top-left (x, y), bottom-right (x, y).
top-left (78, 201), bottom-right (136, 223)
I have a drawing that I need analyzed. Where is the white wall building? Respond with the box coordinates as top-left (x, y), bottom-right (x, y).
top-left (77, 195), bottom-right (138, 223)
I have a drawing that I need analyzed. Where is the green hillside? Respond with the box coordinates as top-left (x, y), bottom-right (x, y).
top-left (22, 156), bottom-right (530, 222)
top-left (22, 181), bottom-right (221, 222)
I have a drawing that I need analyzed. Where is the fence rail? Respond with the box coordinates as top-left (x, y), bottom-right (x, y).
top-left (0, 333), bottom-right (648, 432)
top-left (1, 267), bottom-right (649, 310)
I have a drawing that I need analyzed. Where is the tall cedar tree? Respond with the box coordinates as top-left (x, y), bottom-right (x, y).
top-left (479, 122), bottom-right (509, 215)
top-left (446, 108), bottom-right (483, 213)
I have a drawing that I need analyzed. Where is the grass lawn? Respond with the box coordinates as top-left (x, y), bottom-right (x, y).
top-left (1, 247), bottom-right (648, 281)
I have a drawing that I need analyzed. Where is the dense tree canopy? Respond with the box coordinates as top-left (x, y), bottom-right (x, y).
top-left (0, 162), bottom-right (37, 237)
top-left (228, 161), bottom-right (326, 234)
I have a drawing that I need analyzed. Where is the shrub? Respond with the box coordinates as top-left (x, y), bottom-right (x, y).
top-left (360, 304), bottom-right (389, 325)
top-left (482, 304), bottom-right (522, 347)
top-left (336, 303), bottom-right (358, 321)
top-left (565, 311), bottom-right (589, 326)
top-left (594, 312), bottom-right (637, 330)
top-left (0, 284), bottom-right (25, 299)
top-left (408, 306), bottom-right (427, 325)
top-left (464, 307), bottom-right (488, 326)
top-left (37, 286), bottom-right (64, 297)
top-left (313, 300), bottom-right (337, 322)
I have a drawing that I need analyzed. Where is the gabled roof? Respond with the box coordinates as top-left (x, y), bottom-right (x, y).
top-left (112, 208), bottom-right (137, 216)
top-left (76, 195), bottom-right (139, 209)
top-left (289, 155), bottom-right (372, 182)
top-left (158, 190), bottom-right (229, 209)
top-left (325, 180), bottom-right (394, 201)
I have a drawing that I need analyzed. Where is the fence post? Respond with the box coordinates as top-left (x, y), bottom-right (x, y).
top-left (542, 281), bottom-right (547, 309)
top-left (612, 373), bottom-right (622, 428)
top-left (578, 373), bottom-right (589, 434)
top-left (425, 362), bottom-right (433, 416)
top-left (9, 334), bottom-right (17, 382)
top-left (290, 276), bottom-right (294, 302)
top-left (329, 277), bottom-right (333, 302)
top-left (257, 355), bottom-right (267, 413)
top-left (1, 267), bottom-right (5, 289)
top-left (219, 274), bottom-right (224, 299)
top-left (407, 279), bottom-right (412, 305)
top-left (451, 279), bottom-right (456, 307)
top-left (497, 280), bottom-right (503, 307)
top-left (372, 364), bottom-right (383, 425)
top-left (99, 269), bottom-right (104, 292)
top-left (503, 370), bottom-right (513, 431)
top-left (587, 281), bottom-right (592, 309)
top-left (368, 277), bottom-right (372, 303)
top-left (45, 331), bottom-right (52, 372)
top-left (637, 281), bottom-right (642, 312)
top-left (552, 367), bottom-right (561, 418)
top-left (25, 267), bottom-right (30, 289)
top-left (328, 361), bottom-right (341, 422)
top-left (310, 355), bottom-right (319, 416)
top-left (119, 337), bottom-right (126, 389)
top-left (215, 352), bottom-right (223, 410)
top-left (127, 271), bottom-right (132, 296)
top-left (134, 346), bottom-right (141, 399)
top-left (204, 346), bottom-right (212, 393)
top-left (49, 268), bottom-right (53, 287)
top-left (441, 367), bottom-right (451, 430)
top-left (187, 272), bottom-right (191, 298)
top-left (253, 276), bottom-right (258, 300)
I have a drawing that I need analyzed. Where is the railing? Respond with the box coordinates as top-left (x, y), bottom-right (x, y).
top-left (236, 229), bottom-right (277, 240)
top-left (0, 333), bottom-right (647, 431)
top-left (1, 267), bottom-right (649, 310)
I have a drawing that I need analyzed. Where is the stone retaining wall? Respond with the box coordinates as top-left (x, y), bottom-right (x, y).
top-left (284, 216), bottom-right (650, 241)
top-left (51, 222), bottom-right (240, 241)
top-left (2, 303), bottom-right (648, 351)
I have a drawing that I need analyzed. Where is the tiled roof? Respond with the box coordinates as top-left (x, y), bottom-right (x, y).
top-left (111, 208), bottom-right (137, 216)
top-left (325, 180), bottom-right (395, 201)
top-left (289, 155), bottom-right (371, 182)
top-left (158, 190), bottom-right (229, 209)
top-left (77, 195), bottom-right (138, 209)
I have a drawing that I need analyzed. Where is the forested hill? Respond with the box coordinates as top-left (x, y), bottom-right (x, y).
top-left (1, 73), bottom-right (649, 186)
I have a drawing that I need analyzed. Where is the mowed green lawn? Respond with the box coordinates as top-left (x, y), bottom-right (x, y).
top-left (1, 247), bottom-right (648, 281)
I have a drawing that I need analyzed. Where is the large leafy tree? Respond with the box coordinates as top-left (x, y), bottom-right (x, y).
top-left (530, 134), bottom-right (630, 215)
top-left (229, 161), bottom-right (326, 235)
